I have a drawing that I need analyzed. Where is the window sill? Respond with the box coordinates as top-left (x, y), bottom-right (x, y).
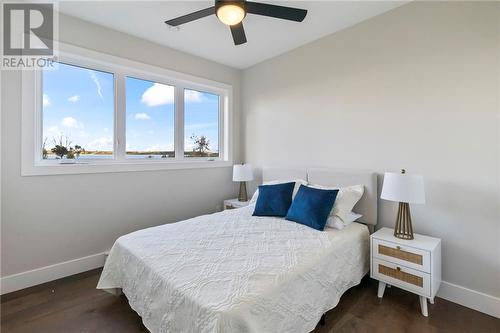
top-left (21, 160), bottom-right (233, 176)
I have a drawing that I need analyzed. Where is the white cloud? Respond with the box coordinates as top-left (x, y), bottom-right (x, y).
top-left (43, 94), bottom-right (50, 107)
top-left (134, 112), bottom-right (151, 120)
top-left (67, 95), bottom-right (80, 102)
top-left (86, 136), bottom-right (113, 150)
top-left (89, 71), bottom-right (103, 99)
top-left (61, 116), bottom-right (83, 129)
top-left (141, 84), bottom-right (205, 107)
top-left (46, 125), bottom-right (62, 137)
top-left (141, 83), bottom-right (174, 107)
top-left (184, 90), bottom-right (204, 103)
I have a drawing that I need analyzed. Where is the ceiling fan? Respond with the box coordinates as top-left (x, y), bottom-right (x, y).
top-left (165, 0), bottom-right (308, 45)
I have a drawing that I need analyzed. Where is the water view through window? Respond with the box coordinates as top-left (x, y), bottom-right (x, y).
top-left (42, 62), bottom-right (114, 160)
top-left (126, 77), bottom-right (175, 159)
top-left (184, 89), bottom-right (220, 158)
top-left (42, 63), bottom-right (222, 162)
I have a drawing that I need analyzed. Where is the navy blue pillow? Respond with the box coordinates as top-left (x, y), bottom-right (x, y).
top-left (253, 182), bottom-right (295, 217)
top-left (285, 185), bottom-right (339, 231)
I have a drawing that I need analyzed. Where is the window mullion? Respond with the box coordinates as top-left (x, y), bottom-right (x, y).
top-left (35, 70), bottom-right (43, 163)
top-left (175, 85), bottom-right (185, 160)
top-left (115, 73), bottom-right (126, 161)
top-left (219, 94), bottom-right (225, 161)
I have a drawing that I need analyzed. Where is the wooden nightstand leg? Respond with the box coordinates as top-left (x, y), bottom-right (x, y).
top-left (377, 281), bottom-right (386, 298)
top-left (429, 297), bottom-right (435, 304)
top-left (419, 296), bottom-right (428, 317)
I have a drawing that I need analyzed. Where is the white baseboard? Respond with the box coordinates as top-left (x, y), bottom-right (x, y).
top-left (0, 252), bottom-right (107, 295)
top-left (438, 281), bottom-right (500, 319)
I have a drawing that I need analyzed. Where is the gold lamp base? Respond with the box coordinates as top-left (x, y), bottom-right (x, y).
top-left (238, 181), bottom-right (248, 202)
top-left (394, 202), bottom-right (414, 240)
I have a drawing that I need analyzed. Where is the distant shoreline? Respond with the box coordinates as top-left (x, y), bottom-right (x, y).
top-left (44, 150), bottom-right (219, 158)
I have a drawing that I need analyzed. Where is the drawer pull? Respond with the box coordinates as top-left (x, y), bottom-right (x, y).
top-left (379, 264), bottom-right (423, 287)
top-left (378, 244), bottom-right (423, 265)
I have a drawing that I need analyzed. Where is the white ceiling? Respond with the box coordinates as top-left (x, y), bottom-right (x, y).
top-left (59, 1), bottom-right (408, 69)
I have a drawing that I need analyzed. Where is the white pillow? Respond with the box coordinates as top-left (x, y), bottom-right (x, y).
top-left (249, 179), bottom-right (308, 205)
top-left (308, 184), bottom-right (364, 223)
top-left (327, 212), bottom-right (363, 230)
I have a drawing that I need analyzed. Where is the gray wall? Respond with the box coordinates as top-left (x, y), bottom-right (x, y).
top-left (242, 1), bottom-right (499, 297)
top-left (1, 14), bottom-right (241, 276)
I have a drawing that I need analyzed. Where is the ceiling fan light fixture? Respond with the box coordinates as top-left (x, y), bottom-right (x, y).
top-left (216, 3), bottom-right (246, 26)
top-left (165, 0), bottom-right (307, 45)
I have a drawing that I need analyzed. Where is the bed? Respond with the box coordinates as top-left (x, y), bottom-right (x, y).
top-left (97, 168), bottom-right (378, 333)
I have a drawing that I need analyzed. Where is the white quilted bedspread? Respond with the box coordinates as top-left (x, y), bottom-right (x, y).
top-left (97, 206), bottom-right (369, 333)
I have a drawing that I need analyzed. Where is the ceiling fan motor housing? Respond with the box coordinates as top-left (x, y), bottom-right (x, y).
top-left (215, 0), bottom-right (247, 11)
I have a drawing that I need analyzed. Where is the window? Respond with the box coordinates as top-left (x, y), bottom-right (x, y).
top-left (22, 43), bottom-right (232, 175)
top-left (184, 89), bottom-right (220, 159)
top-left (126, 77), bottom-right (175, 159)
top-left (42, 63), bottom-right (114, 160)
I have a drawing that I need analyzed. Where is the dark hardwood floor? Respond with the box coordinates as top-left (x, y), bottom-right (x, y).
top-left (1, 269), bottom-right (499, 333)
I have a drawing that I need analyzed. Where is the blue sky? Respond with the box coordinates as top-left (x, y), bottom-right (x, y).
top-left (43, 62), bottom-right (219, 155)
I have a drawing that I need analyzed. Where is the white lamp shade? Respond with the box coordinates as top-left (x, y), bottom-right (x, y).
top-left (233, 164), bottom-right (253, 182)
top-left (381, 172), bottom-right (425, 204)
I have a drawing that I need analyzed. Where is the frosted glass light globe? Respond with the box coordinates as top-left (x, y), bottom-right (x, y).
top-left (217, 4), bottom-right (246, 26)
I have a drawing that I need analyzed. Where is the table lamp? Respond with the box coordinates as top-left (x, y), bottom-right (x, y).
top-left (381, 169), bottom-right (425, 240)
top-left (233, 164), bottom-right (253, 202)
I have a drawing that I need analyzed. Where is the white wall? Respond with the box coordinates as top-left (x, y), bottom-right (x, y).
top-left (242, 0), bottom-right (500, 303)
top-left (1, 14), bottom-right (241, 280)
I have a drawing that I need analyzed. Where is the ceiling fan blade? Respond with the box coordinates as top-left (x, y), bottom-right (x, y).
top-left (246, 2), bottom-right (307, 22)
top-left (230, 22), bottom-right (247, 45)
top-left (165, 6), bottom-right (215, 26)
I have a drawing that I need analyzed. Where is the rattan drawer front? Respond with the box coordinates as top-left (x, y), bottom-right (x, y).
top-left (372, 258), bottom-right (430, 297)
top-left (373, 238), bottom-right (430, 273)
top-left (379, 244), bottom-right (422, 264)
top-left (379, 264), bottom-right (423, 287)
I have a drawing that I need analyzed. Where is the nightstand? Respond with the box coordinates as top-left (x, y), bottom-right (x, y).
top-left (370, 227), bottom-right (441, 317)
top-left (223, 198), bottom-right (250, 210)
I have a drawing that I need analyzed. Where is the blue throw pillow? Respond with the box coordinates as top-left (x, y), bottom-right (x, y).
top-left (286, 185), bottom-right (339, 231)
top-left (253, 182), bottom-right (296, 217)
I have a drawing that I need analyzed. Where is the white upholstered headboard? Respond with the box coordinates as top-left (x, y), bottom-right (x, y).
top-left (262, 167), bottom-right (378, 226)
